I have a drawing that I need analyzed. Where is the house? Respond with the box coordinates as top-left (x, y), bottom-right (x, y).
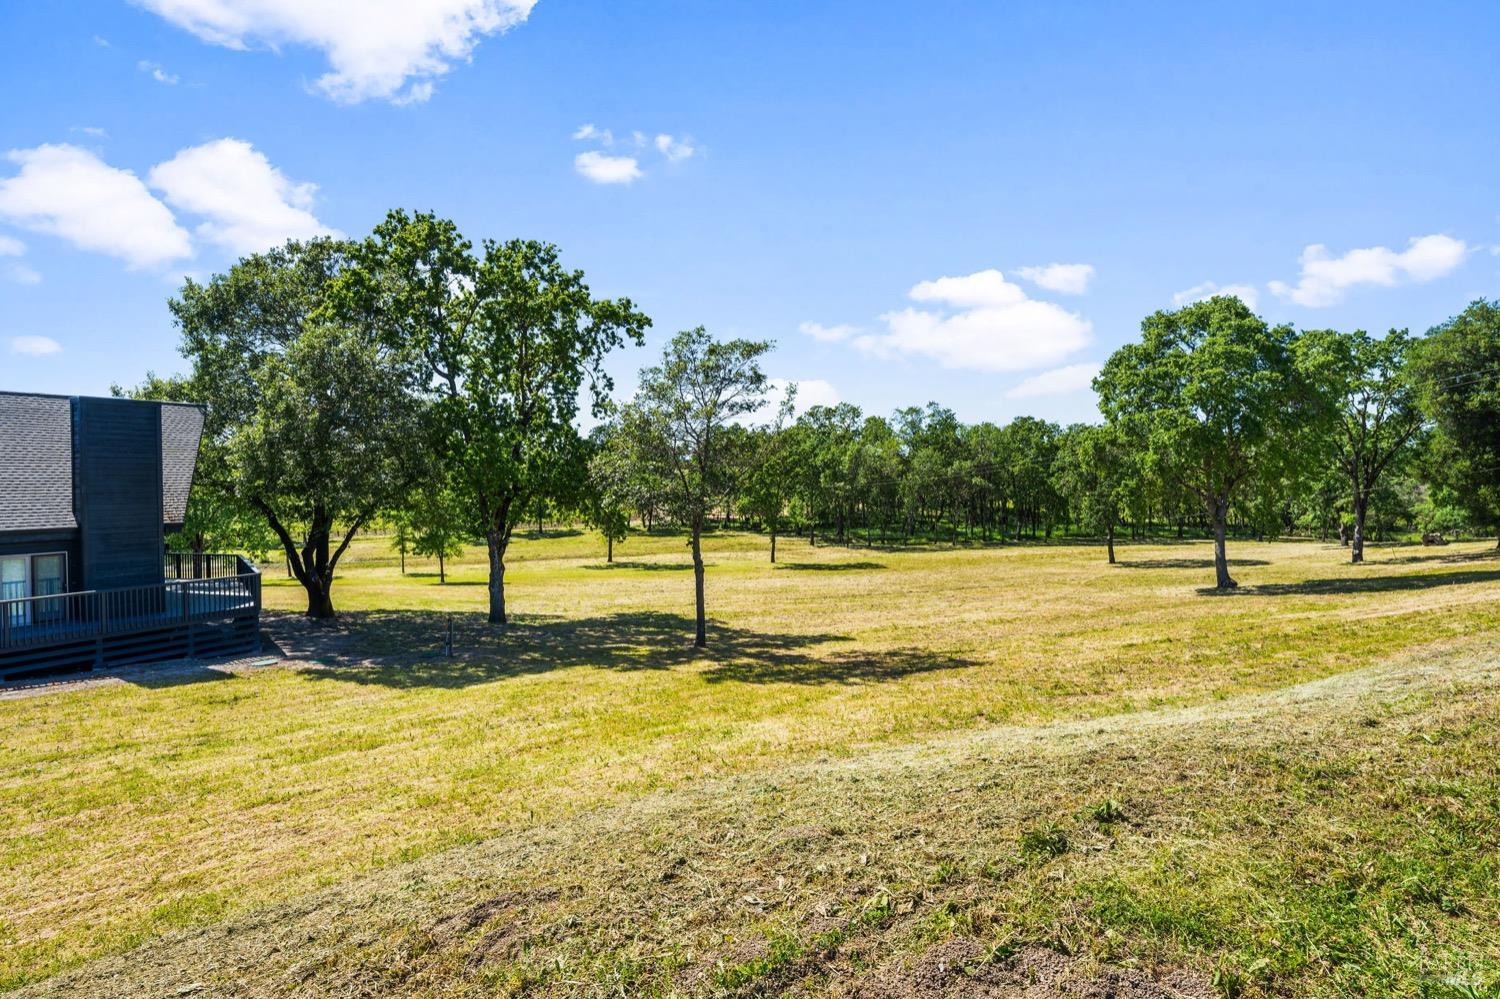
top-left (0, 392), bottom-right (261, 681)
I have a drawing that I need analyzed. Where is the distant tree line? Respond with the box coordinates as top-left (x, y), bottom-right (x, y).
top-left (122, 211), bottom-right (1500, 644)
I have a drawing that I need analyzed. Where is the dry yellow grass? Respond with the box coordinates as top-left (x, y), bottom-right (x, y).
top-left (2, 531), bottom-right (1498, 991)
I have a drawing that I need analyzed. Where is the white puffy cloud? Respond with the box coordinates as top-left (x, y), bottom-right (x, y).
top-left (0, 144), bottom-right (191, 268)
top-left (1005, 362), bottom-right (1101, 400)
top-left (0, 235), bottom-right (23, 256)
top-left (9, 335), bottom-right (62, 356)
top-left (739, 378), bottom-right (841, 426)
top-left (654, 134), bottom-right (697, 163)
top-left (1172, 280), bottom-right (1259, 310)
top-left (848, 268), bottom-right (1092, 373)
top-left (574, 150), bottom-right (642, 185)
top-left (1015, 262), bottom-right (1094, 295)
top-left (137, 60), bottom-right (179, 84)
top-left (1269, 234), bottom-right (1468, 307)
top-left (799, 321), bottom-right (860, 343)
top-left (149, 138), bottom-right (337, 255)
top-left (133, 0), bottom-right (536, 104)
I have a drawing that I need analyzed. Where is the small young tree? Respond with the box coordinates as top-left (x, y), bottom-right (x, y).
top-left (389, 510), bottom-right (414, 575)
top-left (1096, 296), bottom-right (1310, 589)
top-left (583, 424), bottom-right (633, 564)
top-left (410, 483), bottom-right (469, 583)
top-left (740, 386), bottom-right (797, 562)
top-left (1052, 423), bottom-right (1131, 563)
top-left (1297, 328), bottom-right (1425, 563)
top-left (628, 328), bottom-right (770, 647)
top-left (170, 239), bottom-right (424, 618)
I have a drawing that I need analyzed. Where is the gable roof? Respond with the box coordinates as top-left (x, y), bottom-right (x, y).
top-left (160, 403), bottom-right (204, 527)
top-left (0, 392), bottom-right (77, 532)
top-left (0, 392), bottom-right (205, 534)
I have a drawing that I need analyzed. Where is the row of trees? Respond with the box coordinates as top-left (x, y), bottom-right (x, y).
top-left (132, 210), bottom-right (1500, 646)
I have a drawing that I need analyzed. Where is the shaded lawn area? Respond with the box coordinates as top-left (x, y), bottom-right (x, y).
top-left (2, 533), bottom-right (1499, 988)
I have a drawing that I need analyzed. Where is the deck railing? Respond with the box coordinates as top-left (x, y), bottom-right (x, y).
top-left (0, 555), bottom-right (261, 652)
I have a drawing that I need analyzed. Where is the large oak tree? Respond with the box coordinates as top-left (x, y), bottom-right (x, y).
top-left (1096, 296), bottom-right (1312, 589)
top-left (343, 211), bottom-right (650, 625)
top-left (170, 238), bottom-right (424, 617)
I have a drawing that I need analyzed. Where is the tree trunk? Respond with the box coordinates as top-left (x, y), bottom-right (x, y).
top-left (770, 528), bottom-right (777, 564)
top-left (439, 552), bottom-right (446, 584)
top-left (400, 548), bottom-right (406, 575)
top-left (607, 535), bottom-right (614, 563)
top-left (692, 518), bottom-right (707, 648)
top-left (1351, 493), bottom-right (1368, 564)
top-left (1106, 521), bottom-right (1116, 565)
top-left (486, 529), bottom-right (507, 625)
top-left (1211, 497), bottom-right (1237, 589)
top-left (305, 581), bottom-right (335, 619)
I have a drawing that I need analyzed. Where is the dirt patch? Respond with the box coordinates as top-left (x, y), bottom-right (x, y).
top-left (851, 938), bottom-right (1215, 999)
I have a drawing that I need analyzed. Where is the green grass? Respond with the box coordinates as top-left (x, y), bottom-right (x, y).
top-left (3, 530), bottom-right (1499, 995)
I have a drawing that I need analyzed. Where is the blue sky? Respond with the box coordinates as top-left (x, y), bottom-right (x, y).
top-left (2, 1), bottom-right (1497, 426)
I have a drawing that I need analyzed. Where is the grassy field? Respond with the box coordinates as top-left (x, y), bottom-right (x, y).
top-left (2, 531), bottom-right (1498, 996)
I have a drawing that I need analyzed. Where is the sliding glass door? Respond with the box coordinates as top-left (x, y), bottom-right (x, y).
top-left (1, 557), bottom-right (29, 628)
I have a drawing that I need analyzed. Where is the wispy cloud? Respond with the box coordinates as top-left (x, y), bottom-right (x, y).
top-left (1005, 362), bottom-right (1101, 399)
top-left (654, 134), bottom-right (697, 163)
top-left (1015, 262), bottom-right (1094, 295)
top-left (9, 335), bottom-right (62, 356)
top-left (138, 60), bottom-right (179, 85)
top-left (1269, 234), bottom-right (1468, 307)
top-left (1172, 280), bottom-right (1259, 310)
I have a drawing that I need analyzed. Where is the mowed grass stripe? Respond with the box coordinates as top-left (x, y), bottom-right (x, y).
top-left (1, 533), bottom-right (1497, 987)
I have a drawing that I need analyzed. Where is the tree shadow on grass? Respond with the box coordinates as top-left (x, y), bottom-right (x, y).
top-left (1373, 547), bottom-right (1500, 566)
top-left (268, 611), bottom-right (970, 689)
top-left (580, 561), bottom-right (694, 572)
top-left (1116, 557), bottom-right (1271, 570)
top-left (774, 561), bottom-right (887, 572)
top-left (1194, 567), bottom-right (1500, 597)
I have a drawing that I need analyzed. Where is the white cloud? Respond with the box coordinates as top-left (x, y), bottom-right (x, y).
top-left (149, 138), bottom-right (337, 256)
top-left (0, 236), bottom-right (41, 284)
top-left (10, 335), bottom-right (62, 356)
top-left (133, 0), bottom-right (536, 104)
top-left (138, 60), bottom-right (179, 84)
top-left (799, 321), bottom-right (860, 343)
top-left (1172, 280), bottom-right (1259, 310)
top-left (1269, 234), bottom-right (1468, 307)
top-left (73, 126), bottom-right (109, 139)
top-left (574, 150), bottom-right (642, 185)
top-left (740, 377), bottom-right (841, 426)
top-left (843, 268), bottom-right (1091, 373)
top-left (1015, 262), bottom-right (1094, 295)
top-left (572, 123), bottom-right (612, 143)
top-left (654, 134), bottom-right (697, 163)
top-left (0, 144), bottom-right (191, 268)
top-left (1005, 362), bottom-right (1101, 400)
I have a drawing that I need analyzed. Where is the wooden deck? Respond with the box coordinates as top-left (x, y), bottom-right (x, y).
top-left (0, 555), bottom-right (261, 681)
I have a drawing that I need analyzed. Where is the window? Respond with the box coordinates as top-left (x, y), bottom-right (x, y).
top-left (1, 553), bottom-right (69, 629)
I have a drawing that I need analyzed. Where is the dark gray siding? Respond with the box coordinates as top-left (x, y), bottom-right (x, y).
top-left (0, 393), bottom-right (76, 532)
top-left (73, 398), bottom-right (164, 591)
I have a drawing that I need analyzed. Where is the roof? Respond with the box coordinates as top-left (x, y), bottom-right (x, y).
top-left (0, 393), bottom-right (76, 532)
top-left (160, 403), bottom-right (204, 526)
top-left (0, 392), bottom-right (205, 534)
